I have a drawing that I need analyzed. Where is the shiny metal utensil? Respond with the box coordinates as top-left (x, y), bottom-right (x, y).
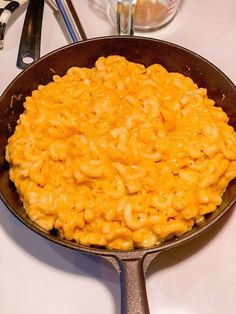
top-left (16, 0), bottom-right (44, 69)
top-left (55, 0), bottom-right (86, 42)
top-left (116, 0), bottom-right (136, 35)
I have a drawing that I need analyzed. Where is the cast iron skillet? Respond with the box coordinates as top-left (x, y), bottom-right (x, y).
top-left (1, 36), bottom-right (236, 314)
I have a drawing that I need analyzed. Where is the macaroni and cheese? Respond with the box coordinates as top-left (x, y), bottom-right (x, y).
top-left (6, 56), bottom-right (236, 250)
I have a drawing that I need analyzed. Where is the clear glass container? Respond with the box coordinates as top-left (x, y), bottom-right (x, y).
top-left (109, 0), bottom-right (180, 32)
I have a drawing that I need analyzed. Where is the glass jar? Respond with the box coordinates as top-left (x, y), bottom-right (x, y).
top-left (109, 0), bottom-right (180, 32)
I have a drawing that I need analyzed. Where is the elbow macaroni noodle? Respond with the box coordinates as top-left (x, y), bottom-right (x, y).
top-left (6, 56), bottom-right (236, 250)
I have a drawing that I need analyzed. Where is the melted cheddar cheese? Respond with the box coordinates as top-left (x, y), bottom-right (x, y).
top-left (6, 56), bottom-right (236, 250)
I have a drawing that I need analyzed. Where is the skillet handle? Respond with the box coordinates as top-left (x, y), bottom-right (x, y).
top-left (119, 258), bottom-right (149, 314)
top-left (103, 252), bottom-right (159, 313)
top-left (17, 0), bottom-right (44, 69)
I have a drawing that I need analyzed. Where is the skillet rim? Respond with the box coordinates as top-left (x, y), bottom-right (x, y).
top-left (1, 35), bottom-right (236, 259)
top-left (1, 35), bottom-right (236, 101)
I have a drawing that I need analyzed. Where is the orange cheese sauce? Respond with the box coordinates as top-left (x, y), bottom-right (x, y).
top-left (6, 56), bottom-right (236, 250)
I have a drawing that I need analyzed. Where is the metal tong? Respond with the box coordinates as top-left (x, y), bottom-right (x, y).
top-left (55, 0), bottom-right (86, 42)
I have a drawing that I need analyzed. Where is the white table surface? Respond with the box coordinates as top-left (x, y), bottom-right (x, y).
top-left (0, 1), bottom-right (236, 313)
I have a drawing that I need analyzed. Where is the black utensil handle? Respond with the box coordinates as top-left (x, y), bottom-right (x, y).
top-left (119, 258), bottom-right (150, 314)
top-left (17, 0), bottom-right (44, 69)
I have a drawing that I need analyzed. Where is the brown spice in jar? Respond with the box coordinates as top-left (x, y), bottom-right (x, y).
top-left (135, 0), bottom-right (168, 28)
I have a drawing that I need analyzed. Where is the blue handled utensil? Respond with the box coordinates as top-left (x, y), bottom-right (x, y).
top-left (55, 0), bottom-right (87, 42)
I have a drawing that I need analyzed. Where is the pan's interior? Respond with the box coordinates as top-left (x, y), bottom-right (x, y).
top-left (1, 37), bottom-right (236, 257)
